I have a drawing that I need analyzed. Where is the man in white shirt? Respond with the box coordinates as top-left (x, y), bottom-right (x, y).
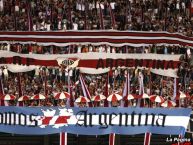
top-left (3, 66), bottom-right (8, 80)
top-left (73, 22), bottom-right (78, 30)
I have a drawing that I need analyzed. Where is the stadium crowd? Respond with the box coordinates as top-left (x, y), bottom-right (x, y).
top-left (0, 62), bottom-right (192, 107)
top-left (0, 0), bottom-right (192, 35)
top-left (0, 0), bottom-right (192, 108)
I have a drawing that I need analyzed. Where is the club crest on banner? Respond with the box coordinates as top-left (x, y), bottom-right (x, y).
top-left (56, 58), bottom-right (79, 69)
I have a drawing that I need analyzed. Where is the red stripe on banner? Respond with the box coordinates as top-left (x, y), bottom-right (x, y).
top-left (0, 57), bottom-right (180, 69)
top-left (42, 117), bottom-right (53, 125)
top-left (109, 133), bottom-right (115, 145)
top-left (0, 37), bottom-right (192, 47)
top-left (55, 116), bottom-right (70, 124)
top-left (0, 31), bottom-right (193, 41)
top-left (144, 132), bottom-right (151, 145)
top-left (0, 37), bottom-right (193, 45)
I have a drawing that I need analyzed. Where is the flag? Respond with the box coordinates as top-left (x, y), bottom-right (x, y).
top-left (0, 76), bottom-right (8, 106)
top-left (123, 71), bottom-right (130, 107)
top-left (0, 31), bottom-right (192, 47)
top-left (60, 132), bottom-right (67, 145)
top-left (109, 133), bottom-right (115, 145)
top-left (144, 132), bottom-right (151, 145)
top-left (104, 72), bottom-right (109, 107)
top-left (16, 73), bottom-right (24, 107)
top-left (79, 74), bottom-right (92, 107)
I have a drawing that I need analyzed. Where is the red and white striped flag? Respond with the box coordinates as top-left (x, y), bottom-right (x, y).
top-left (79, 74), bottom-right (92, 107)
top-left (60, 132), bottom-right (67, 145)
top-left (109, 133), bottom-right (115, 145)
top-left (16, 73), bottom-right (24, 107)
top-left (144, 132), bottom-right (151, 145)
top-left (123, 71), bottom-right (130, 107)
top-left (0, 76), bottom-right (8, 106)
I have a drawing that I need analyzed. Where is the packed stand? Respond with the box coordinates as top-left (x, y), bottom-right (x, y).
top-left (0, 65), bottom-right (192, 108)
top-left (0, 0), bottom-right (193, 36)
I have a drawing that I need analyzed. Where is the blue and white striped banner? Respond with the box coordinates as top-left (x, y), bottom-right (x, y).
top-left (0, 107), bottom-right (191, 135)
